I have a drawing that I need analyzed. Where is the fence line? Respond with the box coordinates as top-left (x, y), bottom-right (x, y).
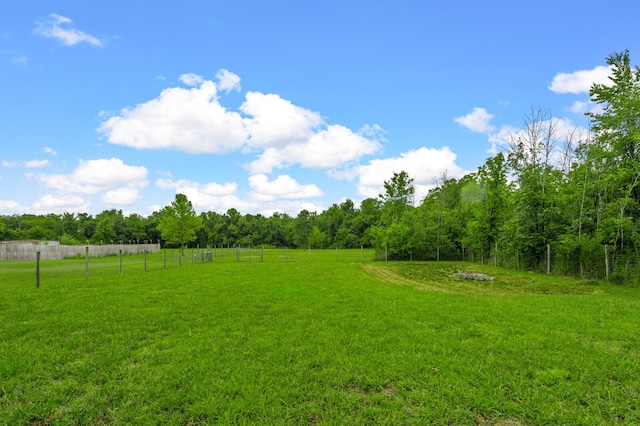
top-left (7, 240), bottom-right (635, 281)
top-left (0, 243), bottom-right (160, 261)
top-left (6, 242), bottom-right (635, 286)
top-left (1, 248), bottom-right (378, 290)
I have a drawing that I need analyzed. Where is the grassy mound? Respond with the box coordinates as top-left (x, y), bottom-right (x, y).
top-left (368, 261), bottom-right (619, 295)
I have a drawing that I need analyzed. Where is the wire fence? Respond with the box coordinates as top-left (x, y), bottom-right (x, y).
top-left (0, 247), bottom-right (377, 290)
top-left (3, 241), bottom-right (635, 289)
top-left (458, 242), bottom-right (639, 283)
top-left (208, 246), bottom-right (373, 263)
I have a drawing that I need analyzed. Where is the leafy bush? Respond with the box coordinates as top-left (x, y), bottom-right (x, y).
top-left (59, 233), bottom-right (83, 245)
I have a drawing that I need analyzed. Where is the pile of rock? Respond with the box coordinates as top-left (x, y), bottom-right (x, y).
top-left (457, 271), bottom-right (494, 282)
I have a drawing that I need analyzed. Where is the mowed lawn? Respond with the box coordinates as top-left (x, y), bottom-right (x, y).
top-left (1, 250), bottom-right (640, 425)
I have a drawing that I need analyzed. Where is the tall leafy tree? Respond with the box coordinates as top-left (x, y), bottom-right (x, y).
top-left (375, 171), bottom-right (418, 259)
top-left (199, 211), bottom-right (223, 247)
top-left (317, 203), bottom-right (342, 246)
top-left (93, 210), bottom-right (127, 244)
top-left (589, 50), bottom-right (640, 175)
top-left (353, 198), bottom-right (381, 247)
top-left (379, 171), bottom-right (415, 224)
top-left (144, 211), bottom-right (163, 245)
top-left (308, 226), bottom-right (327, 249)
top-left (419, 175), bottom-right (465, 261)
top-left (587, 49), bottom-right (640, 279)
top-left (157, 194), bottom-right (203, 251)
top-left (125, 213), bottom-right (148, 242)
top-left (0, 216), bottom-right (6, 240)
top-left (505, 106), bottom-right (564, 270)
top-left (266, 212), bottom-right (291, 247)
top-left (293, 209), bottom-right (315, 248)
top-left (59, 212), bottom-right (80, 242)
top-left (465, 153), bottom-right (510, 263)
top-left (335, 199), bottom-right (360, 248)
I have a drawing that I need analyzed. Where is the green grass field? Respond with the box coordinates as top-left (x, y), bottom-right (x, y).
top-left (1, 249), bottom-right (639, 424)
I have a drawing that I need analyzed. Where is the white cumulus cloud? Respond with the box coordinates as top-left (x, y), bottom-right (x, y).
top-left (241, 91), bottom-right (322, 148)
top-left (487, 124), bottom-right (521, 154)
top-left (248, 124), bottom-right (382, 173)
top-left (99, 72), bottom-right (383, 174)
top-left (34, 13), bottom-right (103, 47)
top-left (155, 178), bottom-right (237, 195)
top-left (216, 69), bottom-right (241, 93)
top-left (568, 100), bottom-right (604, 116)
top-left (179, 73), bottom-right (205, 87)
top-left (293, 125), bottom-right (382, 169)
top-left (548, 65), bottom-right (612, 94)
top-left (101, 188), bottom-right (141, 206)
top-left (258, 200), bottom-right (325, 216)
top-left (454, 107), bottom-right (496, 134)
top-left (32, 194), bottom-right (88, 213)
top-left (24, 159), bottom-right (50, 168)
top-left (98, 79), bottom-right (247, 154)
top-left (353, 147), bottom-right (467, 202)
top-left (249, 174), bottom-right (323, 201)
top-left (36, 158), bottom-right (148, 195)
top-left (569, 101), bottom-right (588, 114)
top-left (155, 177), bottom-right (246, 213)
top-left (0, 200), bottom-right (29, 214)
top-left (154, 175), bottom-right (326, 215)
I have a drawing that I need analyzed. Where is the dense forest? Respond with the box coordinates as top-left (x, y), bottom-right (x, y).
top-left (2, 51), bottom-right (639, 283)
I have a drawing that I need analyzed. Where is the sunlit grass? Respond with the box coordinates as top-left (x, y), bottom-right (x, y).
top-left (1, 252), bottom-right (639, 424)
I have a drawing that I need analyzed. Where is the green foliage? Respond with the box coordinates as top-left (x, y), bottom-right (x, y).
top-left (292, 209), bottom-right (314, 248)
top-left (59, 233), bottom-right (83, 245)
top-left (308, 226), bottom-right (327, 249)
top-left (157, 194), bottom-right (203, 249)
top-left (93, 213), bottom-right (118, 243)
top-left (59, 212), bottom-right (78, 240)
top-left (379, 171), bottom-right (414, 224)
top-left (125, 213), bottom-right (147, 241)
top-left (589, 50), bottom-right (640, 170)
top-left (586, 50), bottom-right (640, 265)
top-left (76, 213), bottom-right (96, 241)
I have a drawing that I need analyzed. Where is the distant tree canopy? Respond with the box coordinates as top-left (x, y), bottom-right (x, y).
top-left (2, 51), bottom-right (639, 283)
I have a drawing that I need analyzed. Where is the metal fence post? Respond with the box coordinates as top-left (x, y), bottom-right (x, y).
top-left (85, 246), bottom-right (89, 281)
top-left (36, 251), bottom-right (40, 289)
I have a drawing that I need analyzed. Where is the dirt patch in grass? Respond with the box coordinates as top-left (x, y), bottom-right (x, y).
top-left (475, 415), bottom-right (529, 426)
top-left (362, 263), bottom-right (450, 292)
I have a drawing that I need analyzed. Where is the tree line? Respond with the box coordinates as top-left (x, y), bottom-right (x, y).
top-left (1, 51), bottom-right (638, 283)
top-left (0, 197), bottom-right (377, 251)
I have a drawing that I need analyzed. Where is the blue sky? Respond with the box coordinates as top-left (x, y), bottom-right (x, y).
top-left (1, 0), bottom-right (638, 216)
